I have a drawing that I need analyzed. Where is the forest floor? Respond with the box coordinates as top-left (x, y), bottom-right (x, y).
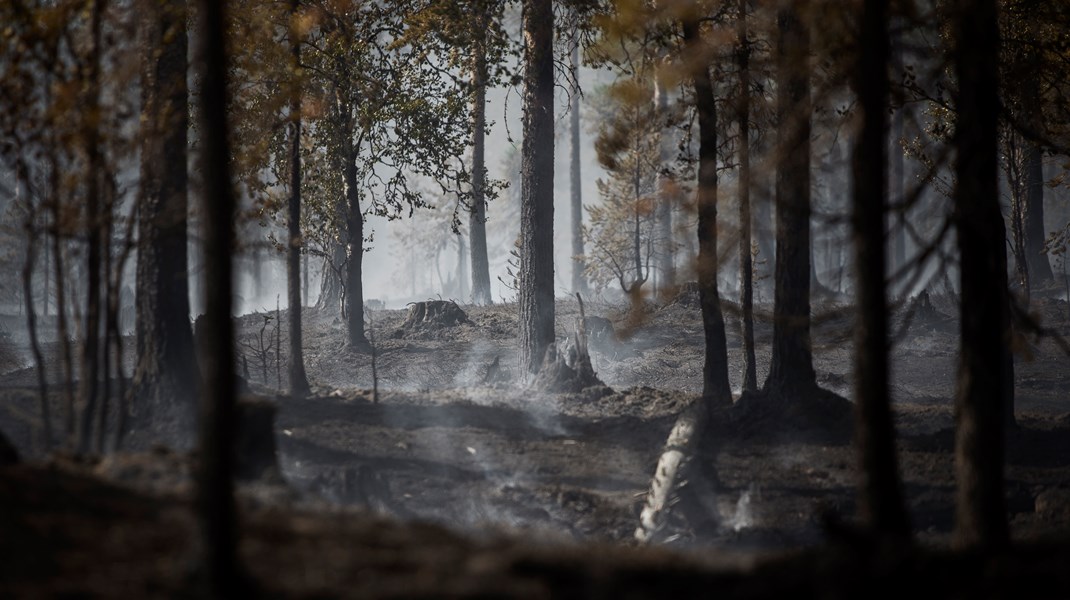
top-left (2, 287), bottom-right (1070, 596)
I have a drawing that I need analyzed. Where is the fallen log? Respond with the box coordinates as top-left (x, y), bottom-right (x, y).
top-left (635, 397), bottom-right (720, 544)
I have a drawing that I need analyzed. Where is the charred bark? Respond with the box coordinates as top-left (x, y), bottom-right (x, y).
top-left (951, 0), bottom-right (1010, 551)
top-left (343, 132), bottom-right (368, 349)
top-left (78, 0), bottom-right (105, 455)
top-left (518, 0), bottom-right (555, 375)
top-left (570, 24), bottom-right (588, 296)
top-left (765, 0), bottom-right (816, 393)
top-left (195, 0), bottom-right (242, 591)
top-left (469, 13), bottom-right (493, 306)
top-left (683, 17), bottom-right (731, 408)
top-left (736, 0), bottom-right (757, 393)
top-left (288, 0), bottom-right (310, 397)
top-left (134, 0), bottom-right (198, 422)
top-left (851, 0), bottom-right (910, 539)
top-left (1024, 141), bottom-right (1052, 285)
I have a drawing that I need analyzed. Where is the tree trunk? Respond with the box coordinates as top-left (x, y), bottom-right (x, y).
top-left (737, 0), bottom-right (757, 393)
top-left (288, 1), bottom-right (310, 397)
top-left (344, 139), bottom-right (368, 348)
top-left (682, 17), bottom-right (731, 408)
top-left (1024, 141), bottom-right (1052, 285)
top-left (570, 24), bottom-right (588, 296)
top-left (78, 0), bottom-right (105, 455)
top-left (469, 14), bottom-right (493, 306)
top-left (17, 166), bottom-right (52, 450)
top-left (951, 0), bottom-right (1010, 551)
top-left (316, 242), bottom-right (344, 313)
top-left (891, 27), bottom-right (907, 277)
top-left (851, 0), bottom-right (910, 539)
top-left (195, 0), bottom-right (242, 591)
top-left (765, 0), bottom-right (816, 393)
top-left (134, 0), bottom-right (197, 421)
top-left (518, 0), bottom-right (555, 375)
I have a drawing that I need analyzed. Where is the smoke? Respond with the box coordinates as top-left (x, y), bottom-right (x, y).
top-left (724, 486), bottom-right (757, 532)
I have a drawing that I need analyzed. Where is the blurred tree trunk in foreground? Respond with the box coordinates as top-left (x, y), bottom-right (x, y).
top-left (851, 0), bottom-right (910, 539)
top-left (951, 0), bottom-right (1010, 552)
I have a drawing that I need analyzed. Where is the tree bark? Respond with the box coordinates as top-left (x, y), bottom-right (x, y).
top-left (765, 0), bottom-right (816, 393)
top-left (570, 23), bottom-right (588, 296)
top-left (951, 0), bottom-right (1010, 551)
top-left (737, 0), bottom-right (757, 393)
top-left (134, 0), bottom-right (197, 419)
top-left (518, 0), bottom-right (555, 375)
top-left (343, 137), bottom-right (368, 348)
top-left (851, 0), bottom-right (910, 539)
top-left (288, 0), bottom-right (310, 397)
top-left (683, 17), bottom-right (731, 408)
top-left (1024, 141), bottom-right (1052, 285)
top-left (469, 11), bottom-right (493, 306)
top-left (891, 27), bottom-right (907, 277)
top-left (78, 0), bottom-right (105, 455)
top-left (195, 0), bottom-right (242, 591)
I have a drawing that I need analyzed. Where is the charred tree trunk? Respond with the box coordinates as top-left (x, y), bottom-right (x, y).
top-left (570, 23), bottom-right (588, 296)
top-left (851, 0), bottom-right (910, 539)
top-left (737, 0), bottom-right (757, 393)
top-left (317, 242), bottom-right (344, 313)
top-left (891, 28), bottom-right (907, 277)
top-left (343, 140), bottom-right (368, 349)
top-left (518, 0), bottom-right (555, 375)
top-left (195, 0), bottom-right (242, 591)
top-left (682, 17), bottom-right (731, 408)
top-left (1024, 141), bottom-right (1052, 286)
top-left (951, 0), bottom-right (1010, 551)
top-left (654, 53), bottom-right (675, 297)
top-left (469, 14), bottom-right (493, 306)
top-left (288, 2), bottom-right (310, 397)
top-left (78, 0), bottom-right (105, 455)
top-left (18, 167), bottom-right (52, 449)
top-left (134, 0), bottom-right (197, 420)
top-left (764, 0), bottom-right (816, 394)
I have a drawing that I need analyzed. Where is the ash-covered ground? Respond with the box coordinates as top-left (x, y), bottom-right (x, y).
top-left (2, 289), bottom-right (1070, 557)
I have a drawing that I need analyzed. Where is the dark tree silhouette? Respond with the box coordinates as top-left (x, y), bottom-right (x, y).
top-left (518, 0), bottom-right (555, 375)
top-left (764, 0), bottom-right (816, 394)
top-left (469, 3), bottom-right (493, 306)
top-left (682, 15), bottom-right (731, 408)
top-left (77, 0), bottom-right (105, 455)
top-left (195, 0), bottom-right (241, 591)
top-left (736, 0), bottom-right (757, 393)
top-left (134, 0), bottom-right (197, 418)
top-left (288, 0), bottom-right (310, 397)
top-left (569, 21), bottom-right (588, 296)
top-left (851, 0), bottom-right (910, 539)
top-left (951, 0), bottom-right (1010, 551)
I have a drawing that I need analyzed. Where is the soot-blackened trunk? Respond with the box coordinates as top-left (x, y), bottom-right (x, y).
top-left (737, 0), bottom-right (757, 393)
top-left (765, 0), bottom-right (816, 393)
top-left (134, 0), bottom-right (197, 417)
top-left (852, 0), bottom-right (910, 539)
top-left (469, 14), bottom-right (493, 305)
top-left (683, 17), bottom-right (731, 408)
top-left (344, 140), bottom-right (368, 349)
top-left (1024, 141), bottom-right (1052, 285)
top-left (78, 0), bottom-right (105, 455)
top-left (952, 0), bottom-right (1010, 552)
top-left (196, 0), bottom-right (241, 592)
top-left (570, 25), bottom-right (587, 296)
top-left (518, 0), bottom-right (555, 375)
top-left (288, 4), bottom-right (310, 397)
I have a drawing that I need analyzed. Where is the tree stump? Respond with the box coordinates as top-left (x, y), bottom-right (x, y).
top-left (398, 300), bottom-right (470, 333)
top-left (234, 396), bottom-right (280, 481)
top-left (532, 294), bottom-right (605, 393)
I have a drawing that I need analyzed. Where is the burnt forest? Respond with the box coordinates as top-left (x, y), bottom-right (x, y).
top-left (2, 0), bottom-right (1070, 597)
